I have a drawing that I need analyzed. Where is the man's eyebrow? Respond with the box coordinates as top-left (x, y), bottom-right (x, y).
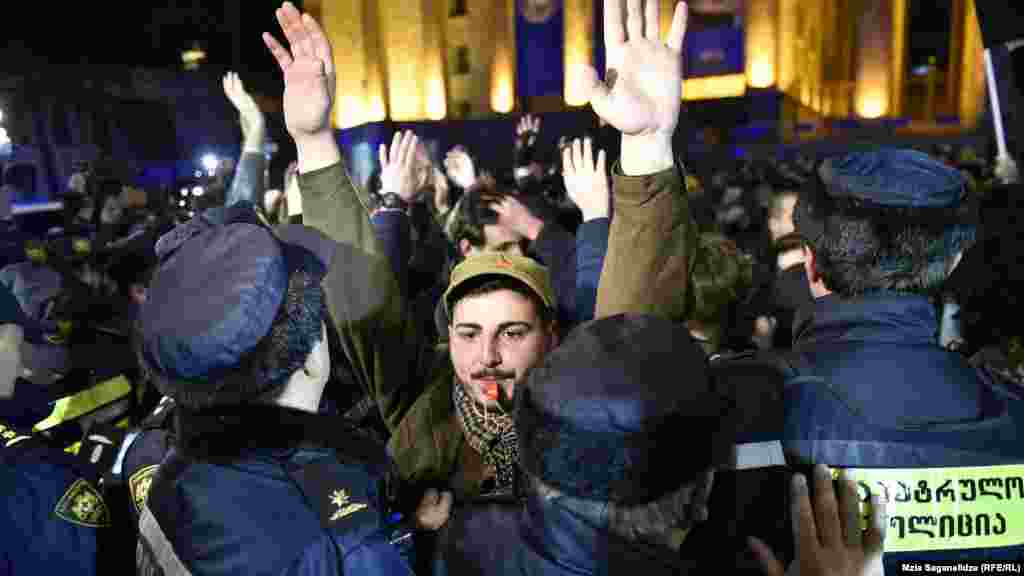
top-left (453, 321), bottom-right (533, 331)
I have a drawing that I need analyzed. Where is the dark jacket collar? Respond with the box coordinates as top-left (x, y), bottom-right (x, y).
top-left (175, 404), bottom-right (388, 468)
top-left (793, 292), bottom-right (938, 348)
top-left (518, 493), bottom-right (690, 575)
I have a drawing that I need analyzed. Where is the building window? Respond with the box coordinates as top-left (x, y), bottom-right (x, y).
top-left (450, 0), bottom-right (468, 18)
top-left (455, 46), bottom-right (471, 75)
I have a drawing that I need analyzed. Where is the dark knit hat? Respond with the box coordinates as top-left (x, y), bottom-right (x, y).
top-left (137, 202), bottom-right (333, 409)
top-left (516, 314), bottom-right (733, 505)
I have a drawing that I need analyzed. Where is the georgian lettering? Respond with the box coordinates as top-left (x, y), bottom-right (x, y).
top-left (913, 481), bottom-right (933, 503)
top-left (1006, 477), bottom-right (1024, 500)
top-left (958, 513), bottom-right (974, 537)
top-left (994, 512), bottom-right (1007, 535)
top-left (935, 479), bottom-right (956, 503)
top-left (890, 516), bottom-right (906, 538)
top-left (896, 481), bottom-right (912, 502)
top-left (940, 515), bottom-right (956, 538)
top-left (980, 478), bottom-right (1005, 499)
top-left (908, 516), bottom-right (936, 537)
top-left (960, 479), bottom-right (977, 501)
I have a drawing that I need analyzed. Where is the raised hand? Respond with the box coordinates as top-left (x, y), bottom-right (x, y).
top-left (580, 0), bottom-right (688, 139)
top-left (432, 167), bottom-right (451, 215)
top-left (516, 115), bottom-right (542, 147)
top-left (263, 2), bottom-right (335, 141)
top-left (443, 146), bottom-right (478, 190)
top-left (379, 131), bottom-right (421, 203)
top-left (223, 71), bottom-right (266, 151)
top-left (482, 193), bottom-right (545, 241)
top-left (562, 138), bottom-right (610, 221)
top-left (748, 465), bottom-right (887, 576)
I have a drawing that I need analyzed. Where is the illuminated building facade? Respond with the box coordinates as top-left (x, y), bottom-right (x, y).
top-left (304, 0), bottom-right (987, 141)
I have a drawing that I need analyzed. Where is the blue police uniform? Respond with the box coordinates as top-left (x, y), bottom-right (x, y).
top-left (0, 410), bottom-right (111, 575)
top-left (135, 406), bottom-right (416, 576)
top-left (131, 204), bottom-right (417, 575)
top-left (779, 149), bottom-right (1021, 571)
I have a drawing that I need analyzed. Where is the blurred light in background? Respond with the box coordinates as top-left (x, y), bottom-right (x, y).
top-left (426, 75), bottom-right (447, 120)
top-left (857, 94), bottom-right (887, 118)
top-left (491, 62), bottom-right (514, 113)
top-left (201, 154), bottom-right (219, 173)
top-left (191, 186), bottom-right (204, 197)
top-left (182, 42), bottom-right (207, 71)
top-left (179, 200), bottom-right (187, 208)
top-left (180, 188), bottom-right (189, 197)
top-left (683, 74), bottom-right (748, 100)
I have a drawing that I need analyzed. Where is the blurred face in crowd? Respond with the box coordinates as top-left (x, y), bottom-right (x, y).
top-left (768, 193), bottom-right (798, 242)
top-left (450, 289), bottom-right (556, 409)
top-left (461, 225), bottom-right (526, 259)
top-left (415, 143), bottom-right (433, 192)
top-left (0, 324), bottom-right (24, 399)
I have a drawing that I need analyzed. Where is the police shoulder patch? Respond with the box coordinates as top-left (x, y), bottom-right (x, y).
top-left (292, 460), bottom-right (373, 529)
top-left (55, 478), bottom-right (111, 528)
top-left (129, 464), bottom-right (159, 514)
top-left (0, 421), bottom-right (33, 448)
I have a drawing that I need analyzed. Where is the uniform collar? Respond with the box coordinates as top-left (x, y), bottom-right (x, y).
top-left (793, 292), bottom-right (938, 347)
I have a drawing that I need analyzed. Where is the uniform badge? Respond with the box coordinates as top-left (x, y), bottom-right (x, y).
top-left (54, 478), bottom-right (111, 528)
top-left (329, 489), bottom-right (369, 523)
top-left (0, 422), bottom-right (31, 448)
top-left (129, 464), bottom-right (159, 514)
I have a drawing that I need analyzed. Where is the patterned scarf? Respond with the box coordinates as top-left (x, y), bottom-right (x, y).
top-left (453, 378), bottom-right (518, 492)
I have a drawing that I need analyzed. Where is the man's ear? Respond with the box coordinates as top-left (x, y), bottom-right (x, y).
top-left (802, 245), bottom-right (818, 284)
top-left (545, 319), bottom-right (560, 349)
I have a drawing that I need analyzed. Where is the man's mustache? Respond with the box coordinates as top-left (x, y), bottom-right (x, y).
top-left (471, 370), bottom-right (515, 380)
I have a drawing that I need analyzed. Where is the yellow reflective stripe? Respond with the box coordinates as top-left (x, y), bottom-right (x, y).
top-left (837, 465), bottom-right (1024, 552)
top-left (34, 375), bottom-right (132, 433)
top-left (65, 441), bottom-right (81, 455)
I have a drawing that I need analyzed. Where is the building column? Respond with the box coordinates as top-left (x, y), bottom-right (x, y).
top-left (958, 0), bottom-right (985, 126)
top-left (745, 0), bottom-right (778, 89)
top-left (490, 0), bottom-right (516, 113)
top-left (564, 0), bottom-right (595, 106)
top-left (854, 0), bottom-right (896, 118)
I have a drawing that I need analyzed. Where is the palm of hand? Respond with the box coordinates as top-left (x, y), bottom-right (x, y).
top-left (602, 41), bottom-right (682, 137)
top-left (282, 58), bottom-right (333, 138)
top-left (380, 163), bottom-right (419, 202)
top-left (446, 155), bottom-right (476, 189)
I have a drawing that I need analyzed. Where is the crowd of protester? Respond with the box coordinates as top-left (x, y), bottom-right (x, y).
top-left (2, 1), bottom-right (1024, 575)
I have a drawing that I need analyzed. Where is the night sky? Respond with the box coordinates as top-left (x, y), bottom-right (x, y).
top-left (4, 1), bottom-right (302, 97)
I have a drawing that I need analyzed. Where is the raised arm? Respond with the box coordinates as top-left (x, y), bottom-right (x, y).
top-left (264, 3), bottom-right (425, 431)
top-left (562, 138), bottom-right (611, 323)
top-left (583, 0), bottom-right (695, 319)
top-left (222, 72), bottom-right (268, 209)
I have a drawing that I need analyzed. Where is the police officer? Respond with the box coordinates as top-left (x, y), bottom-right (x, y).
top-left (752, 149), bottom-right (1022, 571)
top-left (131, 199), bottom-right (416, 574)
top-left (1, 283), bottom-right (114, 575)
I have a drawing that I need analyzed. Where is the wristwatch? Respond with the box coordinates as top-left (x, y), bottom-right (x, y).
top-left (379, 193), bottom-right (410, 212)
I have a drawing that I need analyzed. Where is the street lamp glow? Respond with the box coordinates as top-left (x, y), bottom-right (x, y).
top-left (0, 108), bottom-right (5, 123)
top-left (201, 154), bottom-right (219, 172)
top-left (179, 200), bottom-right (187, 208)
top-left (0, 127), bottom-right (9, 146)
top-left (191, 186), bottom-right (204, 197)
top-left (180, 188), bottom-right (189, 197)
